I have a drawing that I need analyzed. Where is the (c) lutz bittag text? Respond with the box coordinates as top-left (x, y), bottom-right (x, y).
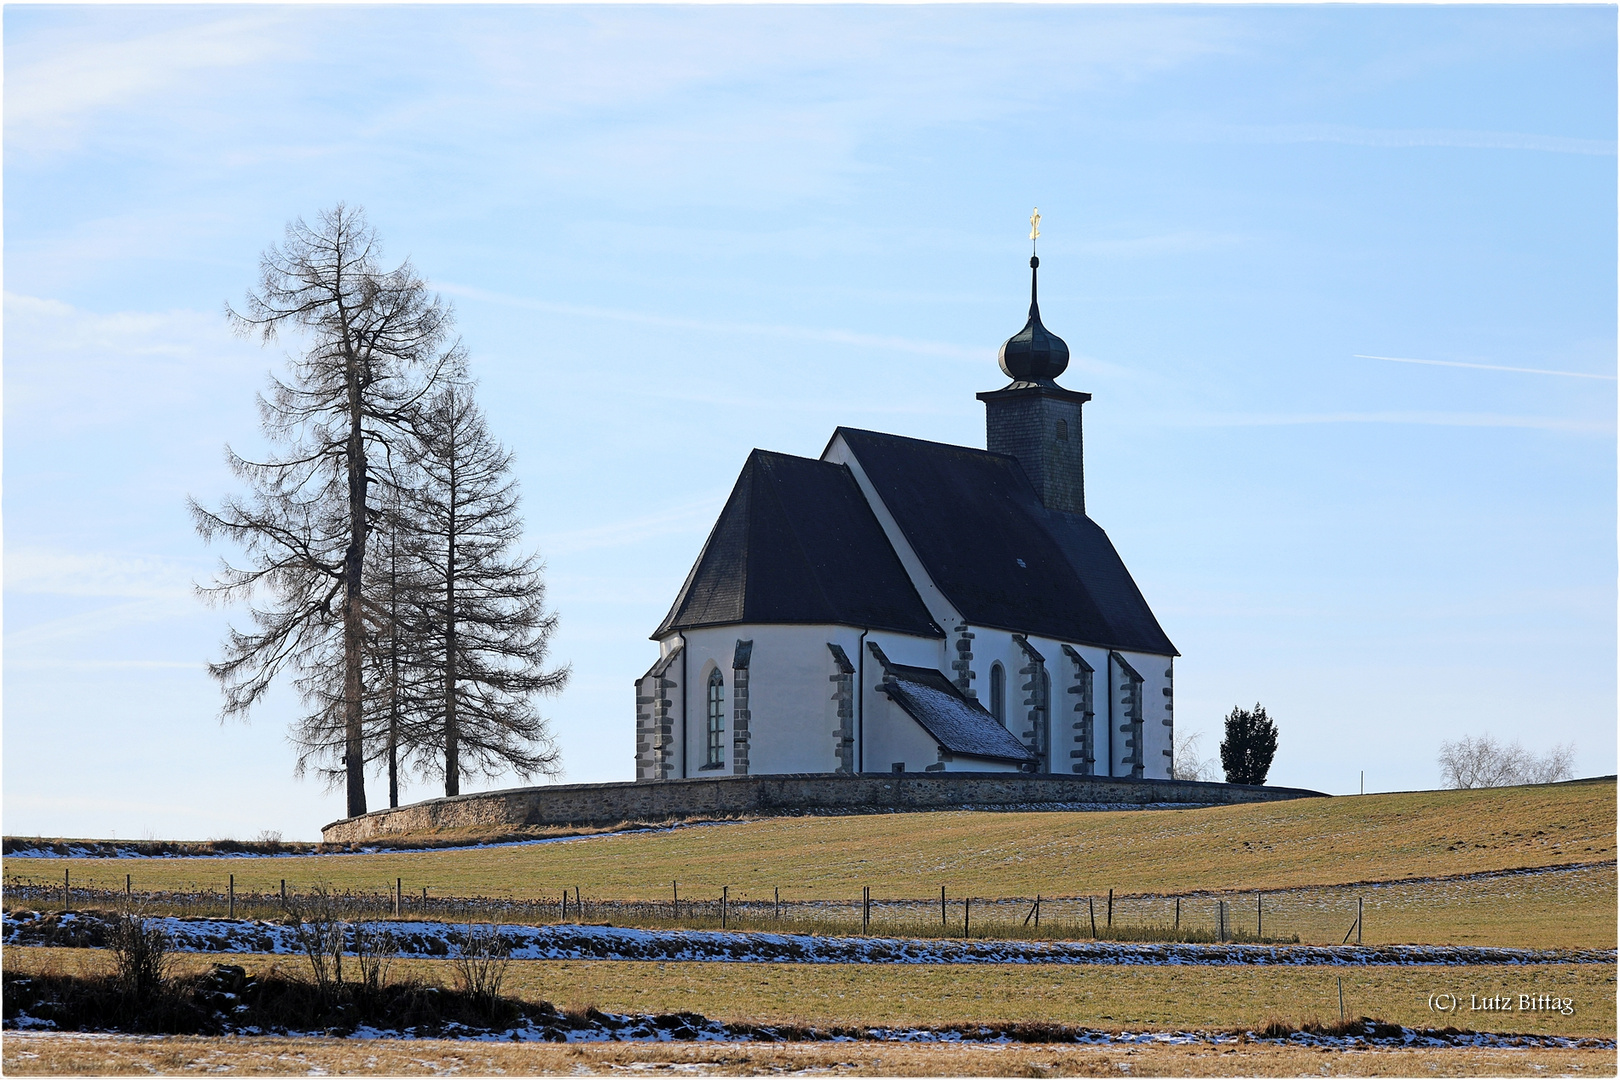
top-left (1427, 992), bottom-right (1575, 1016)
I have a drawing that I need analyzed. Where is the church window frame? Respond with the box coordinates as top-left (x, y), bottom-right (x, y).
top-left (705, 668), bottom-right (725, 769)
top-left (989, 662), bottom-right (1005, 726)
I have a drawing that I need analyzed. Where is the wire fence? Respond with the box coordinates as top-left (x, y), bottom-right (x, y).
top-left (1, 873), bottom-right (1390, 945)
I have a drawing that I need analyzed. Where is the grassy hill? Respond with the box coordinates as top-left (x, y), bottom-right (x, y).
top-left (5, 779), bottom-right (1612, 901)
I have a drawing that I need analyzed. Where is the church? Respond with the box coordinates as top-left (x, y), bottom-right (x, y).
top-left (635, 244), bottom-right (1178, 782)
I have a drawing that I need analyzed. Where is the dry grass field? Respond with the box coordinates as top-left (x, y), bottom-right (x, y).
top-left (7, 781), bottom-right (1610, 902)
top-left (4, 1033), bottom-right (1615, 1077)
top-left (8, 948), bottom-right (1614, 1039)
top-left (6, 780), bottom-right (1614, 948)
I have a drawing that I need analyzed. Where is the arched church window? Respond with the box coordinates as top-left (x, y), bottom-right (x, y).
top-left (989, 663), bottom-right (1005, 726)
top-left (706, 669), bottom-right (725, 768)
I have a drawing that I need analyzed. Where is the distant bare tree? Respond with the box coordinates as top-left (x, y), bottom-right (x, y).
top-left (1171, 731), bottom-right (1216, 782)
top-left (404, 383), bottom-right (568, 795)
top-left (1438, 734), bottom-right (1575, 789)
top-left (192, 205), bottom-right (461, 818)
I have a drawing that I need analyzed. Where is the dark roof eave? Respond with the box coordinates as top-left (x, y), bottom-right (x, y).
top-left (941, 747), bottom-right (1037, 765)
top-left (655, 616), bottom-right (945, 641)
top-left (942, 617), bottom-right (1179, 658)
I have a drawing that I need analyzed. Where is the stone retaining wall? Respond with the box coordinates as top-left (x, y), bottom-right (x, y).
top-left (321, 772), bottom-right (1326, 843)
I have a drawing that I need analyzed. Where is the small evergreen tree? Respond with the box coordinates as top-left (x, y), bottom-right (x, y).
top-left (1219, 703), bottom-right (1278, 785)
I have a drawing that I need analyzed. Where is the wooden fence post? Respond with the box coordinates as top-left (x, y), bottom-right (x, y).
top-left (1256, 892), bottom-right (1262, 939)
top-left (396, 878), bottom-right (402, 917)
top-left (63, 868), bottom-right (69, 911)
top-left (280, 879), bottom-right (286, 908)
top-left (1106, 888), bottom-right (1113, 928)
top-left (672, 881), bottom-right (678, 920)
top-left (229, 874), bottom-right (235, 919)
top-left (963, 897), bottom-right (970, 938)
top-left (1088, 896), bottom-right (1097, 937)
top-left (861, 886), bottom-right (870, 933)
top-left (1357, 897), bottom-right (1363, 944)
top-left (941, 885), bottom-right (946, 927)
top-left (1174, 896), bottom-right (1180, 931)
top-left (126, 874), bottom-right (132, 903)
top-left (774, 886), bottom-right (780, 920)
top-left (722, 886), bottom-right (729, 930)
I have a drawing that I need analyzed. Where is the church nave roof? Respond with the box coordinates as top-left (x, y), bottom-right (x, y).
top-left (653, 449), bottom-right (943, 639)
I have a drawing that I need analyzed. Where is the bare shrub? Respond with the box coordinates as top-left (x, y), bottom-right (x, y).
top-left (451, 923), bottom-right (511, 1015)
top-left (352, 923), bottom-right (396, 999)
top-left (1171, 731), bottom-right (1216, 782)
top-left (287, 886), bottom-right (346, 1000)
top-left (1523, 743), bottom-right (1576, 785)
top-left (106, 908), bottom-right (170, 998)
top-left (1438, 734), bottom-right (1576, 789)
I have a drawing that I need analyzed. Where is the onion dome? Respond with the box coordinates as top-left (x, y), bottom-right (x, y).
top-left (997, 255), bottom-right (1070, 382)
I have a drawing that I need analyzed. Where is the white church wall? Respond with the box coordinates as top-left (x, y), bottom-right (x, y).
top-left (742, 624), bottom-right (844, 776)
top-left (954, 629), bottom-right (1172, 779)
top-left (668, 627), bottom-right (732, 776)
top-left (862, 686), bottom-right (949, 774)
top-left (1120, 649), bottom-right (1174, 780)
top-left (655, 624), bottom-right (951, 778)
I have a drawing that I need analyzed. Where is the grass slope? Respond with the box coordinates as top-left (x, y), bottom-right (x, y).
top-left (6, 781), bottom-right (1611, 902)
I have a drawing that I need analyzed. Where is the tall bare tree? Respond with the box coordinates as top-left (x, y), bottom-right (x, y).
top-left (405, 383), bottom-right (568, 795)
top-left (193, 204), bottom-right (461, 818)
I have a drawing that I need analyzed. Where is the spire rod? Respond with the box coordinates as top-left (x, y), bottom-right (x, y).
top-left (1028, 207), bottom-right (1042, 316)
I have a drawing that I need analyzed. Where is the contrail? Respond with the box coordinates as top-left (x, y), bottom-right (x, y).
top-left (1355, 354), bottom-right (1616, 381)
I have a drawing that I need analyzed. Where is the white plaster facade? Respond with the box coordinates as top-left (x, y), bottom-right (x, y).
top-left (637, 622), bottom-right (1173, 781)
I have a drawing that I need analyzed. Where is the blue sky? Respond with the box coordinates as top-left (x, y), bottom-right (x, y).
top-left (5, 4), bottom-right (1615, 840)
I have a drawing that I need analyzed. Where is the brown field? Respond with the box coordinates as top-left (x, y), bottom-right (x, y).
top-left (7, 781), bottom-right (1611, 907)
top-left (3, 1033), bottom-right (1615, 1077)
top-left (8, 948), bottom-right (1614, 1039)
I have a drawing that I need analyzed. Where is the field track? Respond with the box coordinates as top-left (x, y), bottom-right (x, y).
top-left (4, 1032), bottom-right (1615, 1077)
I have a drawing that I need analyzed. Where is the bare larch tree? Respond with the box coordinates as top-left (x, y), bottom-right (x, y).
top-left (405, 383), bottom-right (568, 795)
top-left (193, 204), bottom-right (461, 818)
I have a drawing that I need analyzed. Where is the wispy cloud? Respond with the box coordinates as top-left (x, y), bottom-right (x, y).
top-left (1188, 122), bottom-right (1616, 157)
top-left (1158, 411), bottom-right (1612, 433)
top-left (1355, 354), bottom-right (1618, 381)
top-left (6, 12), bottom-right (300, 155)
top-left (441, 283), bottom-right (984, 361)
top-left (535, 493), bottom-right (731, 557)
top-left (5, 548), bottom-right (202, 600)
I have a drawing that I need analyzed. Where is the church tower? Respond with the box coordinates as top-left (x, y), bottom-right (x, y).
top-left (976, 227), bottom-right (1090, 515)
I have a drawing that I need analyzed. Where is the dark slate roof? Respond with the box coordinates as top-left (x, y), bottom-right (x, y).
top-left (831, 428), bottom-right (1177, 655)
top-left (880, 663), bottom-right (1035, 763)
top-left (654, 450), bottom-right (944, 639)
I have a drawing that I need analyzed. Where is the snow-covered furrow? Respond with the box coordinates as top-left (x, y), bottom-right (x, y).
top-left (6, 911), bottom-right (1612, 967)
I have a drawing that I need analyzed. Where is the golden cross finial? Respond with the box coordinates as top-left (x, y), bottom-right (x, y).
top-left (1029, 207), bottom-right (1041, 242)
